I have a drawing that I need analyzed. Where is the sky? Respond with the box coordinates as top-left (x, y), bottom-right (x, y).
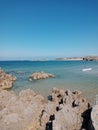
top-left (0, 0), bottom-right (98, 60)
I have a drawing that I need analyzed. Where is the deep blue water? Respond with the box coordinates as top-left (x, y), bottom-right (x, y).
top-left (0, 60), bottom-right (98, 103)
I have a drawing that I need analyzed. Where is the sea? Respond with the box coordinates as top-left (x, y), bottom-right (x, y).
top-left (0, 60), bottom-right (98, 104)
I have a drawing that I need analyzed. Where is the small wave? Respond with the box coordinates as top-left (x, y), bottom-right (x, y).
top-left (82, 68), bottom-right (92, 72)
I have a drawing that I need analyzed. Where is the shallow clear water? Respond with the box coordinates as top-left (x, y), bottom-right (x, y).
top-left (0, 61), bottom-right (98, 104)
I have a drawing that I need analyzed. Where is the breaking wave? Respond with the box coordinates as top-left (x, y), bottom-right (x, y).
top-left (82, 68), bottom-right (92, 72)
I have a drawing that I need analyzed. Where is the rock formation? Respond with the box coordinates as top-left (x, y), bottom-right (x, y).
top-left (29, 71), bottom-right (55, 81)
top-left (40, 88), bottom-right (89, 130)
top-left (83, 56), bottom-right (98, 61)
top-left (0, 87), bottom-right (93, 130)
top-left (0, 69), bottom-right (17, 90)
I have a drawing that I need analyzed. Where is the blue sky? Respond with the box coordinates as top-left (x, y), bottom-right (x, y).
top-left (0, 0), bottom-right (98, 60)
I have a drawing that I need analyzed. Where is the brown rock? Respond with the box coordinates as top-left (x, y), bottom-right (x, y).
top-left (29, 71), bottom-right (55, 80)
top-left (0, 89), bottom-right (45, 130)
top-left (43, 88), bottom-right (89, 130)
top-left (0, 69), bottom-right (17, 90)
top-left (0, 88), bottom-right (90, 130)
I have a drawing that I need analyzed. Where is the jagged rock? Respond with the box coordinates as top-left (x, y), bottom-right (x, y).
top-left (29, 71), bottom-right (55, 81)
top-left (65, 89), bottom-right (72, 97)
top-left (59, 89), bottom-right (65, 97)
top-left (0, 69), bottom-right (17, 90)
top-left (52, 87), bottom-right (59, 94)
top-left (40, 88), bottom-right (89, 130)
top-left (0, 88), bottom-right (91, 130)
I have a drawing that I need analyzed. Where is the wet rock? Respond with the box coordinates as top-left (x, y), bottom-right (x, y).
top-left (0, 69), bottom-right (17, 90)
top-left (29, 71), bottom-right (55, 81)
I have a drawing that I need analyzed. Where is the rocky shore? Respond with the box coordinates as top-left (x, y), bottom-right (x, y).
top-left (0, 87), bottom-right (96, 130)
top-left (0, 69), bottom-right (17, 90)
top-left (0, 69), bottom-right (96, 130)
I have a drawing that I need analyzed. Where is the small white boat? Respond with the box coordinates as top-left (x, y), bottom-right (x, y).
top-left (82, 68), bottom-right (92, 72)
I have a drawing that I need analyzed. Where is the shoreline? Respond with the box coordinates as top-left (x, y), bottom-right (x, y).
top-left (0, 65), bottom-right (97, 106)
top-left (0, 68), bottom-right (97, 129)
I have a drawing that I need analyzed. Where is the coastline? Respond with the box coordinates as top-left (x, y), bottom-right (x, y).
top-left (56, 56), bottom-right (98, 61)
top-left (0, 67), bottom-right (97, 130)
top-left (0, 61), bottom-right (98, 104)
top-left (0, 55), bottom-right (98, 62)
top-left (56, 57), bottom-right (83, 61)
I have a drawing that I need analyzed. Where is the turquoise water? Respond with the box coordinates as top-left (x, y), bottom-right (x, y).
top-left (0, 61), bottom-right (98, 103)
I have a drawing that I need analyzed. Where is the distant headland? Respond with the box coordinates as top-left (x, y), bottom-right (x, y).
top-left (56, 56), bottom-right (98, 61)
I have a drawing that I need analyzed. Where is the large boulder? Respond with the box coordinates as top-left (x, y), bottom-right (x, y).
top-left (0, 69), bottom-right (17, 90)
top-left (29, 71), bottom-right (55, 81)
